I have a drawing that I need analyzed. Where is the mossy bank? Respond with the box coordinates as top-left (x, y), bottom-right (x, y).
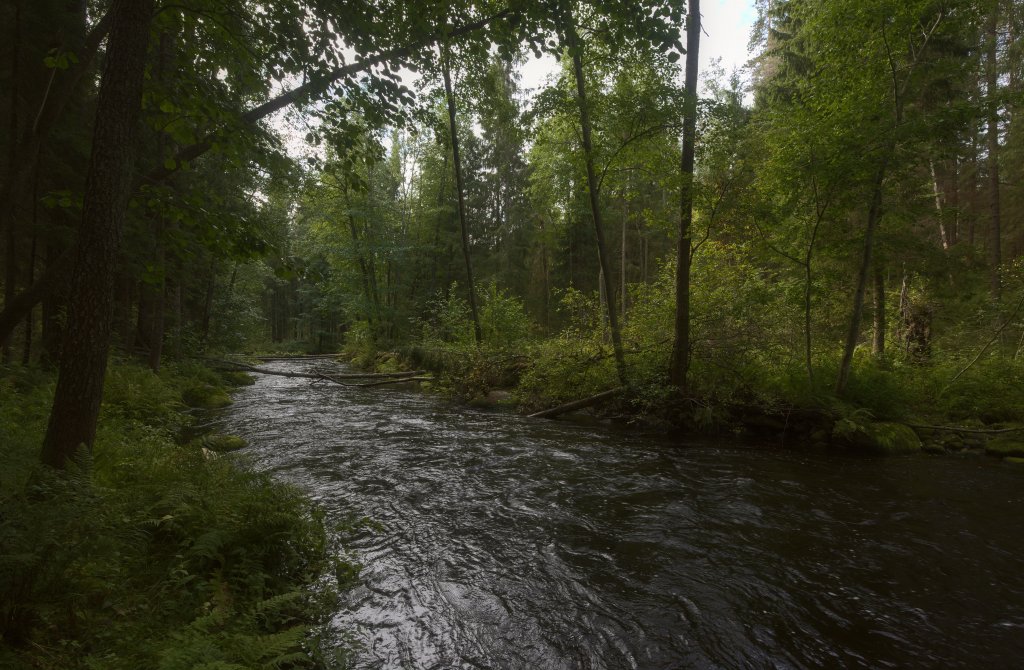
top-left (0, 360), bottom-right (352, 669)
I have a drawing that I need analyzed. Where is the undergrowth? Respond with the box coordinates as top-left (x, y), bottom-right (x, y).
top-left (380, 270), bottom-right (1024, 433)
top-left (0, 362), bottom-right (353, 669)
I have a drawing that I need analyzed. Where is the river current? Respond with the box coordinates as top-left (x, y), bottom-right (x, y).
top-left (215, 360), bottom-right (1024, 669)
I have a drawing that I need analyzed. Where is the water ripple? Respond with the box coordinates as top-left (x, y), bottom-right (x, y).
top-left (216, 361), bottom-right (1024, 669)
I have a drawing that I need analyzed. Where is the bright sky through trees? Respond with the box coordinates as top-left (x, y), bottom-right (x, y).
top-left (519, 0), bottom-right (755, 93)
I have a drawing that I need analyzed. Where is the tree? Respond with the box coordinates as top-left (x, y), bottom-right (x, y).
top-left (562, 6), bottom-right (629, 385)
top-left (41, 0), bottom-right (155, 468)
top-left (669, 0), bottom-right (700, 389)
top-left (442, 45), bottom-right (483, 344)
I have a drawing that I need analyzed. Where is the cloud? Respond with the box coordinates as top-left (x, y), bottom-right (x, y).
top-left (698, 0), bottom-right (755, 76)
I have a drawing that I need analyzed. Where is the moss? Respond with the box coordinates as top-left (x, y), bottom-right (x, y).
top-left (1005, 457), bottom-right (1024, 465)
top-left (985, 437), bottom-right (1024, 458)
top-left (375, 352), bottom-right (402, 374)
top-left (200, 434), bottom-right (248, 453)
top-left (220, 370), bottom-right (257, 386)
top-left (182, 383), bottom-right (233, 409)
top-left (835, 419), bottom-right (922, 455)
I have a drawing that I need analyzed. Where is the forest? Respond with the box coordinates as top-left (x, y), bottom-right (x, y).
top-left (2, 0), bottom-right (1023, 667)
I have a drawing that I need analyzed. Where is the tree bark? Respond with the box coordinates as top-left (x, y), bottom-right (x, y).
top-left (528, 387), bottom-right (624, 419)
top-left (930, 160), bottom-right (949, 249)
top-left (2, 0), bottom-right (22, 363)
top-left (835, 161), bottom-right (887, 394)
top-left (0, 6), bottom-right (110, 238)
top-left (986, 2), bottom-right (1002, 297)
top-left (22, 234), bottom-right (36, 364)
top-left (670, 0), bottom-right (701, 389)
top-left (566, 11), bottom-right (628, 386)
top-left (872, 264), bottom-right (886, 358)
top-left (41, 0), bottom-right (154, 468)
top-left (442, 46), bottom-right (483, 344)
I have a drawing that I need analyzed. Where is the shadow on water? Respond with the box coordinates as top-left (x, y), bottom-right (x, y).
top-left (215, 360), bottom-right (1024, 669)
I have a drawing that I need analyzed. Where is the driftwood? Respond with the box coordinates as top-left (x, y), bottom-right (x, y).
top-left (212, 359), bottom-right (426, 381)
top-left (528, 387), bottom-right (624, 419)
top-left (907, 423), bottom-right (1024, 435)
top-left (355, 376), bottom-right (433, 388)
top-left (253, 354), bottom-right (340, 361)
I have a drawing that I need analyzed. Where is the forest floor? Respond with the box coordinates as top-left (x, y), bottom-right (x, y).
top-left (0, 360), bottom-right (351, 670)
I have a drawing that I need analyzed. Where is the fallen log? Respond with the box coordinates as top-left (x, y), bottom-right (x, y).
top-left (906, 423), bottom-right (1024, 435)
top-left (210, 359), bottom-right (426, 380)
top-left (355, 376), bottom-right (433, 388)
top-left (253, 354), bottom-right (340, 361)
top-left (528, 387), bottom-right (624, 420)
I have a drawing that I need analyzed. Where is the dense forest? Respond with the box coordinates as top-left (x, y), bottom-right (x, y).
top-left (2, 0), bottom-right (1023, 666)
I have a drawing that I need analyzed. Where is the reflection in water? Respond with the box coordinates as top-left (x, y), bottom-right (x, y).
top-left (217, 361), bottom-right (1024, 669)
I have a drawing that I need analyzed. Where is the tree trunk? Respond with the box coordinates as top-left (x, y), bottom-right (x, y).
top-left (41, 0), bottom-right (153, 468)
top-left (621, 184), bottom-right (628, 321)
top-left (670, 0), bottom-right (701, 389)
top-left (836, 161), bottom-right (887, 394)
top-left (171, 276), bottom-right (182, 360)
top-left (566, 12), bottom-right (628, 385)
top-left (872, 265), bottom-right (886, 358)
top-left (200, 260), bottom-right (216, 347)
top-left (3, 221), bottom-right (18, 363)
top-left (986, 3), bottom-right (1002, 297)
top-left (2, 0), bottom-right (22, 363)
top-left (22, 234), bottom-right (36, 364)
top-left (442, 46), bottom-right (483, 344)
top-left (930, 160), bottom-right (949, 250)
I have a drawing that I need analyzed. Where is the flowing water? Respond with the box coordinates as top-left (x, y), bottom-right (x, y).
top-left (216, 360), bottom-right (1024, 669)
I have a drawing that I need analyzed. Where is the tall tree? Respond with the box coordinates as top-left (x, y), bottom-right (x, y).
top-left (986, 0), bottom-right (1002, 297)
top-left (41, 0), bottom-right (154, 468)
top-left (563, 5), bottom-right (629, 385)
top-left (670, 0), bottom-right (700, 389)
top-left (442, 45), bottom-right (483, 344)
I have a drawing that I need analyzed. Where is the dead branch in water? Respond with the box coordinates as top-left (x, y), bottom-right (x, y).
top-left (528, 388), bottom-right (624, 419)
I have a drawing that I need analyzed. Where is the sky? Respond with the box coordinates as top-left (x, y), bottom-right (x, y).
top-left (518, 0), bottom-right (758, 94)
top-left (275, 1), bottom-right (758, 160)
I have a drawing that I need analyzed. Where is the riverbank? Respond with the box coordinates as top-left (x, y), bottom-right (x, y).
top-left (0, 360), bottom-right (350, 669)
top-left (342, 342), bottom-right (1024, 463)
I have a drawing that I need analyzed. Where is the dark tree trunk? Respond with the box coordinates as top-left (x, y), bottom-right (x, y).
top-left (3, 223), bottom-right (18, 363)
top-left (442, 46), bottom-right (483, 344)
top-left (22, 234), bottom-right (36, 364)
top-left (0, 5), bottom-right (109, 239)
top-left (670, 0), bottom-right (700, 389)
top-left (200, 261), bottom-right (216, 347)
top-left (836, 161), bottom-right (887, 394)
top-left (566, 13), bottom-right (628, 385)
top-left (872, 265), bottom-right (886, 358)
top-left (2, 0), bottom-right (22, 363)
top-left (147, 279), bottom-right (165, 372)
top-left (41, 0), bottom-right (153, 468)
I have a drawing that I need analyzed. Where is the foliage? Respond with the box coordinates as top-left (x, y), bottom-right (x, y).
top-left (0, 364), bottom-right (350, 669)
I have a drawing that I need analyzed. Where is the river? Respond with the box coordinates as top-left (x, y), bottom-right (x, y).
top-left (215, 360), bottom-right (1024, 669)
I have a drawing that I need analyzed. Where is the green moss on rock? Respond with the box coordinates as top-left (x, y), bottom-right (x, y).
top-left (207, 434), bottom-right (248, 452)
top-left (220, 371), bottom-right (257, 386)
top-left (1005, 457), bottom-right (1024, 465)
top-left (835, 419), bottom-right (922, 455)
top-left (985, 437), bottom-right (1024, 458)
top-left (182, 384), bottom-right (232, 409)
